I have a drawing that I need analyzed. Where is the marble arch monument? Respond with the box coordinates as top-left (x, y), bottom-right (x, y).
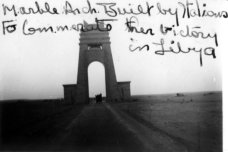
top-left (63, 21), bottom-right (131, 103)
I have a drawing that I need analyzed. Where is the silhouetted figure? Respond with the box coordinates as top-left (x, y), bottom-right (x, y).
top-left (95, 94), bottom-right (102, 103)
top-left (176, 93), bottom-right (184, 97)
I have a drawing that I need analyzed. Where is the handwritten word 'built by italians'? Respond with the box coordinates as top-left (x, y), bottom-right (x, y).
top-left (97, 0), bottom-right (228, 25)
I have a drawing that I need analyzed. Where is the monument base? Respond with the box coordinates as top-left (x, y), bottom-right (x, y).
top-left (63, 81), bottom-right (130, 104)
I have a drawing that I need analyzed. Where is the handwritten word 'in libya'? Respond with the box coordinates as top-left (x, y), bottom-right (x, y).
top-left (129, 38), bottom-right (216, 67)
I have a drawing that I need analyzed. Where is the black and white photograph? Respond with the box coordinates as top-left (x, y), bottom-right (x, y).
top-left (0, 0), bottom-right (225, 151)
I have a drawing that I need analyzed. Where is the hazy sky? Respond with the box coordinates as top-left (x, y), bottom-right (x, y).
top-left (0, 0), bottom-right (225, 100)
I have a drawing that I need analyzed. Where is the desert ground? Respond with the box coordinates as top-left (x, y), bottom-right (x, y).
top-left (0, 91), bottom-right (222, 152)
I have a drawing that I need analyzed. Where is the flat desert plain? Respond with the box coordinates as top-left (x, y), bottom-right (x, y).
top-left (0, 91), bottom-right (222, 152)
top-left (114, 92), bottom-right (222, 152)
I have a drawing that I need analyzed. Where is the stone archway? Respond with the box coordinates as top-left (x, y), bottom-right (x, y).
top-left (63, 22), bottom-right (131, 104)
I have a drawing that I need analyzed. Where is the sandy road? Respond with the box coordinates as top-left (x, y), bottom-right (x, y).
top-left (52, 103), bottom-right (188, 152)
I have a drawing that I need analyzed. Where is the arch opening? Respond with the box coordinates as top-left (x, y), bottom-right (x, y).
top-left (88, 61), bottom-right (106, 103)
